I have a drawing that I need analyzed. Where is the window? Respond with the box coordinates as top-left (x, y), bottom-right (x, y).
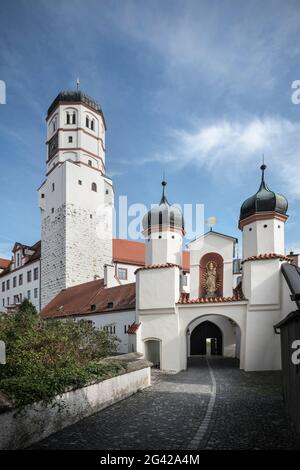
top-left (91, 182), bottom-right (97, 192)
top-left (17, 253), bottom-right (20, 267)
top-left (7, 297), bottom-right (9, 305)
top-left (27, 270), bottom-right (32, 283)
top-left (34, 288), bottom-right (38, 299)
top-left (34, 267), bottom-right (38, 281)
top-left (19, 274), bottom-right (23, 286)
top-left (66, 112), bottom-right (70, 124)
top-left (91, 120), bottom-right (94, 131)
top-left (19, 293), bottom-right (22, 303)
top-left (2, 282), bottom-right (4, 292)
top-left (13, 277), bottom-right (17, 288)
top-left (52, 183), bottom-right (55, 191)
top-left (88, 160), bottom-right (92, 167)
top-left (14, 295), bottom-right (19, 304)
top-left (118, 268), bottom-right (127, 280)
top-left (107, 302), bottom-right (114, 309)
top-left (2, 299), bottom-right (4, 307)
top-left (105, 189), bottom-right (109, 195)
top-left (78, 180), bottom-right (82, 185)
top-left (52, 208), bottom-right (54, 214)
top-left (41, 193), bottom-right (45, 199)
top-left (86, 116), bottom-right (89, 128)
top-left (6, 280), bottom-right (10, 290)
top-left (72, 113), bottom-right (76, 124)
top-left (27, 290), bottom-right (31, 300)
top-left (68, 136), bottom-right (73, 143)
top-left (90, 214), bottom-right (93, 219)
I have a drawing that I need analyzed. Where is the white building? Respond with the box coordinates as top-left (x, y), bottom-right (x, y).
top-left (1, 88), bottom-right (300, 373)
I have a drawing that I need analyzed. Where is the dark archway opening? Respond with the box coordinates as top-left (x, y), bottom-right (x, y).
top-left (190, 321), bottom-right (223, 356)
top-left (144, 340), bottom-right (161, 368)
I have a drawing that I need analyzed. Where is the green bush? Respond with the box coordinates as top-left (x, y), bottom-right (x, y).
top-left (0, 301), bottom-right (125, 408)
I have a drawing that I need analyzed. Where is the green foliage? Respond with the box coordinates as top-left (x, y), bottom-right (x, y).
top-left (0, 300), bottom-right (124, 408)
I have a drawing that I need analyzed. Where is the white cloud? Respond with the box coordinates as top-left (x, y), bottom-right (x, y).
top-left (154, 116), bottom-right (300, 198)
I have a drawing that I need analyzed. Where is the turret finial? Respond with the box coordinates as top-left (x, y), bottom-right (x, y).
top-left (76, 78), bottom-right (80, 91)
top-left (160, 174), bottom-right (168, 204)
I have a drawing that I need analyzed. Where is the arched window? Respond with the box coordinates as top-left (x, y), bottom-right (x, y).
top-left (91, 182), bottom-right (97, 192)
top-left (86, 116), bottom-right (89, 128)
top-left (72, 112), bottom-right (76, 124)
top-left (66, 112), bottom-right (70, 124)
top-left (91, 119), bottom-right (94, 131)
top-left (88, 160), bottom-right (92, 167)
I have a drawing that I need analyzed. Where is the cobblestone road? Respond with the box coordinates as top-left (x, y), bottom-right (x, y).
top-left (32, 357), bottom-right (300, 450)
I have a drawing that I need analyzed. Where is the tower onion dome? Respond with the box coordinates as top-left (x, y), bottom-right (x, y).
top-left (239, 164), bottom-right (288, 222)
top-left (142, 180), bottom-right (185, 234)
top-left (47, 90), bottom-right (106, 127)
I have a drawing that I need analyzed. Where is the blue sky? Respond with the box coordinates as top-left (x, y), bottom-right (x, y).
top-left (1, 0), bottom-right (300, 258)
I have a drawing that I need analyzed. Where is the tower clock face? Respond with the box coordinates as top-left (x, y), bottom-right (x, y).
top-left (48, 133), bottom-right (58, 160)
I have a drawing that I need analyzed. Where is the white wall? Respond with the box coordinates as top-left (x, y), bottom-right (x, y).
top-left (242, 218), bottom-right (285, 259)
top-left (188, 232), bottom-right (235, 299)
top-left (145, 230), bottom-right (183, 266)
top-left (76, 310), bottom-right (136, 353)
top-left (136, 266), bottom-right (181, 311)
top-left (0, 260), bottom-right (40, 312)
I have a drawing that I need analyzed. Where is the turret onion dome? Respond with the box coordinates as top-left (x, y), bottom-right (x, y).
top-left (239, 164), bottom-right (288, 222)
top-left (142, 180), bottom-right (185, 235)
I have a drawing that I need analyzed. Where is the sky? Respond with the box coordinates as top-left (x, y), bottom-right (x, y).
top-left (1, 0), bottom-right (300, 258)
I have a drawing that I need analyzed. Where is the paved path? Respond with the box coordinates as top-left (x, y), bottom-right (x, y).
top-left (32, 357), bottom-right (300, 450)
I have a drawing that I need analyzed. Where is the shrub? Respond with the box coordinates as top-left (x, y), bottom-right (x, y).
top-left (0, 300), bottom-right (124, 408)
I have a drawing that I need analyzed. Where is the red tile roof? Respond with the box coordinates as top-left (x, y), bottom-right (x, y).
top-left (0, 258), bottom-right (11, 270)
top-left (135, 262), bottom-right (181, 273)
top-left (113, 239), bottom-right (190, 272)
top-left (41, 279), bottom-right (136, 319)
top-left (178, 290), bottom-right (245, 304)
top-left (127, 322), bottom-right (141, 334)
top-left (242, 253), bottom-right (292, 264)
top-left (0, 241), bottom-right (41, 277)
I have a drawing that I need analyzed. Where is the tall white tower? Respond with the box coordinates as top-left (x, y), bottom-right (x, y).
top-left (39, 90), bottom-right (114, 308)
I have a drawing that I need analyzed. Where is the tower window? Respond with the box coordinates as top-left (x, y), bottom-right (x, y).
top-left (90, 214), bottom-right (93, 219)
top-left (68, 136), bottom-right (73, 143)
top-left (41, 193), bottom-right (45, 199)
top-left (86, 116), bottom-right (89, 128)
top-left (51, 208), bottom-right (54, 214)
top-left (52, 183), bottom-right (55, 191)
top-left (105, 189), bottom-right (109, 194)
top-left (264, 224), bottom-right (268, 228)
top-left (78, 180), bottom-right (82, 185)
top-left (158, 235), bottom-right (162, 239)
top-left (72, 113), bottom-right (76, 124)
top-left (66, 112), bottom-right (70, 124)
top-left (88, 160), bottom-right (92, 167)
top-left (278, 225), bottom-right (281, 228)
top-left (172, 235), bottom-right (175, 239)
top-left (249, 228), bottom-right (252, 231)
top-left (91, 182), bottom-right (97, 192)
top-left (91, 120), bottom-right (94, 131)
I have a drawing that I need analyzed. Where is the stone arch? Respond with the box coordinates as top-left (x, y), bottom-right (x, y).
top-left (199, 252), bottom-right (224, 297)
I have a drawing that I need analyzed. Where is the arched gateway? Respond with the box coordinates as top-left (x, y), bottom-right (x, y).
top-left (190, 321), bottom-right (223, 356)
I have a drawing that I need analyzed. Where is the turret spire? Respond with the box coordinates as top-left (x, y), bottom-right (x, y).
top-left (160, 176), bottom-right (169, 205)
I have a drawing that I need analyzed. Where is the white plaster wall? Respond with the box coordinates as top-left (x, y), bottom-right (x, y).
top-left (188, 232), bottom-right (235, 299)
top-left (0, 260), bottom-right (40, 312)
top-left (76, 310), bottom-right (136, 353)
top-left (280, 272), bottom-right (297, 321)
top-left (242, 259), bottom-right (281, 306)
top-left (136, 266), bottom-right (181, 311)
top-left (137, 310), bottom-right (181, 372)
top-left (242, 218), bottom-right (285, 259)
top-left (244, 307), bottom-right (282, 371)
top-left (145, 230), bottom-right (183, 266)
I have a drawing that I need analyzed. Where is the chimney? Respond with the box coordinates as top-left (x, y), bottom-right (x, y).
top-left (104, 264), bottom-right (119, 288)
